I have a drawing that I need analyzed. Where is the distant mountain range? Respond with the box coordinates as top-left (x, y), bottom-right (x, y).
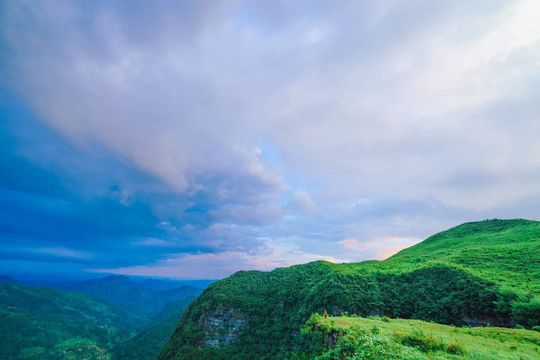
top-left (13, 275), bottom-right (215, 291)
top-left (6, 274), bottom-right (214, 319)
top-left (51, 275), bottom-right (204, 318)
top-left (0, 274), bottom-right (211, 360)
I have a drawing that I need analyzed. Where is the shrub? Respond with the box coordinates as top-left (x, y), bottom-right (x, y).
top-left (381, 316), bottom-right (390, 322)
top-left (371, 325), bottom-right (380, 335)
top-left (532, 326), bottom-right (540, 332)
top-left (398, 330), bottom-right (446, 352)
top-left (351, 333), bottom-right (395, 360)
top-left (337, 331), bottom-right (358, 358)
top-left (515, 324), bottom-right (524, 330)
top-left (446, 342), bottom-right (466, 355)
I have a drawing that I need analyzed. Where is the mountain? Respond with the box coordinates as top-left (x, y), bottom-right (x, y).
top-left (136, 278), bottom-right (216, 291)
top-left (55, 275), bottom-right (204, 319)
top-left (110, 296), bottom-right (196, 360)
top-left (157, 219), bottom-right (540, 360)
top-left (0, 283), bottom-right (143, 360)
top-left (0, 275), bottom-right (18, 284)
top-left (386, 218), bottom-right (539, 294)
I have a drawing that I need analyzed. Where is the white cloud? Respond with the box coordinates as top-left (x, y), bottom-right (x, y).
top-left (5, 1), bottom-right (540, 214)
top-left (286, 190), bottom-right (319, 214)
top-left (91, 238), bottom-right (350, 279)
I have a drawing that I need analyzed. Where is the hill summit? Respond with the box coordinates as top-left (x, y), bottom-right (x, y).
top-left (157, 219), bottom-right (540, 360)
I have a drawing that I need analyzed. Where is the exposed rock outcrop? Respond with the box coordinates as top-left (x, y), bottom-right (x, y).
top-left (199, 307), bottom-right (248, 348)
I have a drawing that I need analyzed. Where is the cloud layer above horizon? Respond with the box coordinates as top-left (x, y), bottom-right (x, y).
top-left (1, 0), bottom-right (540, 279)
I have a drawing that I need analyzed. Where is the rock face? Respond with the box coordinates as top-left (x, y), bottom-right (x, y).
top-left (199, 307), bottom-right (248, 348)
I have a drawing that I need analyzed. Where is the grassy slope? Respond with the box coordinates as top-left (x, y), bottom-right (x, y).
top-left (337, 219), bottom-right (540, 325)
top-left (307, 315), bottom-right (540, 360)
top-left (335, 219), bottom-right (540, 294)
top-left (389, 219), bottom-right (539, 295)
top-left (0, 283), bottom-right (143, 360)
top-left (158, 219), bottom-right (540, 360)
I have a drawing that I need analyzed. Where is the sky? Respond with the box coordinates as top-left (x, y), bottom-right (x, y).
top-left (1, 0), bottom-right (540, 280)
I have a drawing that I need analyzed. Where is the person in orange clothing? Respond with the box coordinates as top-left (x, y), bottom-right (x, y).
top-left (324, 309), bottom-right (328, 318)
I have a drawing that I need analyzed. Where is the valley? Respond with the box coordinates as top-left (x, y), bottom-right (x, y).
top-left (0, 276), bottom-right (208, 360)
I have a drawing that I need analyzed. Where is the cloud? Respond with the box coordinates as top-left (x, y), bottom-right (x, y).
top-left (0, 245), bottom-right (94, 263)
top-left (1, 0), bottom-right (287, 202)
top-left (91, 239), bottom-right (349, 279)
top-left (338, 239), bottom-right (358, 249)
top-left (286, 190), bottom-right (319, 214)
top-left (131, 238), bottom-right (176, 247)
top-left (338, 236), bottom-right (422, 260)
top-left (4, 0), bottom-right (540, 213)
top-left (258, 0), bottom-right (540, 211)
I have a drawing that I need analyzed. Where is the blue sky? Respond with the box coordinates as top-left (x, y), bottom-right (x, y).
top-left (1, 0), bottom-right (540, 280)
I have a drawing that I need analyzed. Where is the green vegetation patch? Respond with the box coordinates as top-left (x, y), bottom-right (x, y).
top-left (296, 314), bottom-right (540, 359)
top-left (0, 284), bottom-right (139, 360)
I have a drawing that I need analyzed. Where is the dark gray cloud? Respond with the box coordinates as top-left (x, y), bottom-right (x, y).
top-left (1, 0), bottom-right (539, 279)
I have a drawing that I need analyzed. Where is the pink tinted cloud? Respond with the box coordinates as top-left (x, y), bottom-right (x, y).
top-left (338, 236), bottom-right (421, 260)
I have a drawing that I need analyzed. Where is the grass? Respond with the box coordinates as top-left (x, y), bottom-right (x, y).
top-left (315, 315), bottom-right (540, 359)
top-left (386, 219), bottom-right (540, 295)
top-left (336, 219), bottom-right (540, 295)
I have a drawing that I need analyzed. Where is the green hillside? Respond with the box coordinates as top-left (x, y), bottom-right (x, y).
top-left (299, 313), bottom-right (540, 359)
top-left (157, 219), bottom-right (540, 360)
top-left (0, 283), bottom-right (143, 360)
top-left (385, 219), bottom-right (539, 295)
